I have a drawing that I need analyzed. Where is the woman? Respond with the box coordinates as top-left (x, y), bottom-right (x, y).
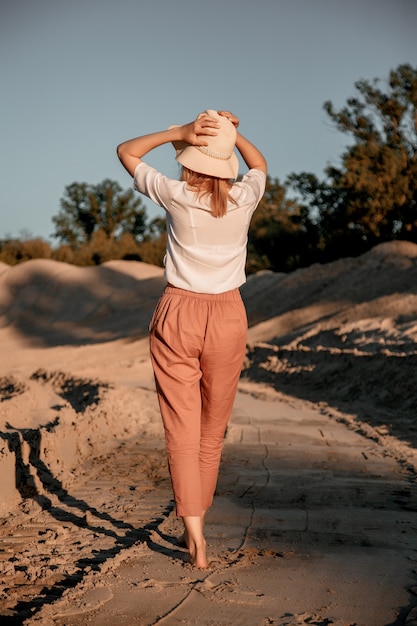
top-left (117, 110), bottom-right (267, 568)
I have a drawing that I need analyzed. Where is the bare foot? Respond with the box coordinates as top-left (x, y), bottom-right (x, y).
top-left (188, 539), bottom-right (208, 569)
top-left (181, 515), bottom-right (208, 568)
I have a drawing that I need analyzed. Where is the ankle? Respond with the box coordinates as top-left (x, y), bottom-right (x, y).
top-left (189, 541), bottom-right (208, 569)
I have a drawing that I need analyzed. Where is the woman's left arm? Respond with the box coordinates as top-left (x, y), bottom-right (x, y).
top-left (117, 114), bottom-right (220, 176)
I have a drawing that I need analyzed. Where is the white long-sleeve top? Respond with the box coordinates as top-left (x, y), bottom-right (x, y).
top-left (133, 161), bottom-right (266, 294)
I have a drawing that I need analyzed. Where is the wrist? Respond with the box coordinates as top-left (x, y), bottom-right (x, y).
top-left (167, 124), bottom-right (187, 143)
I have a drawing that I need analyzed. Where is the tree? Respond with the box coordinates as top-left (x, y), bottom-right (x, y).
top-left (287, 171), bottom-right (368, 262)
top-left (137, 215), bottom-right (167, 267)
top-left (289, 64), bottom-right (417, 257)
top-left (0, 237), bottom-right (52, 265)
top-left (52, 179), bottom-right (147, 247)
top-left (247, 177), bottom-right (314, 273)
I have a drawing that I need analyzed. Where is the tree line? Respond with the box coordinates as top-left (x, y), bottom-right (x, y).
top-left (1, 63), bottom-right (416, 273)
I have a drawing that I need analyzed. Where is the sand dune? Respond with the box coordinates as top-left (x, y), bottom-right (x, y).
top-left (241, 241), bottom-right (417, 450)
top-left (0, 259), bottom-right (165, 346)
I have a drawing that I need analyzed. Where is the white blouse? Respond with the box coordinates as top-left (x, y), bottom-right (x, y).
top-left (133, 162), bottom-right (266, 294)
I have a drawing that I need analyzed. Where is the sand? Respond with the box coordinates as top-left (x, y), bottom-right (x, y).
top-left (1, 241), bottom-right (417, 625)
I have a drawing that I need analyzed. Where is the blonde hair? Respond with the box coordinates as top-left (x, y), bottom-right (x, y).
top-left (181, 167), bottom-right (237, 218)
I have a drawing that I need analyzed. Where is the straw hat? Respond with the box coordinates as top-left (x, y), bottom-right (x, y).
top-left (170, 110), bottom-right (239, 180)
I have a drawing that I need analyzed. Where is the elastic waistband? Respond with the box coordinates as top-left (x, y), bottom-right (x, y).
top-left (165, 284), bottom-right (242, 302)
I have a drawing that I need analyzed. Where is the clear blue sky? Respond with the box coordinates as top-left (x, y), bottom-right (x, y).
top-left (1, 0), bottom-right (416, 242)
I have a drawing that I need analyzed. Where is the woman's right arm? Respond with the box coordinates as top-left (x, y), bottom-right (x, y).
top-left (235, 132), bottom-right (268, 175)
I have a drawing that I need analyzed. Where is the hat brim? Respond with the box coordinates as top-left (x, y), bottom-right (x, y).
top-left (176, 146), bottom-right (239, 180)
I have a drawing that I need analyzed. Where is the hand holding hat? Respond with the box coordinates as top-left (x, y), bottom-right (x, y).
top-left (179, 112), bottom-right (221, 147)
top-left (170, 110), bottom-right (239, 180)
top-left (218, 111), bottom-right (240, 129)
